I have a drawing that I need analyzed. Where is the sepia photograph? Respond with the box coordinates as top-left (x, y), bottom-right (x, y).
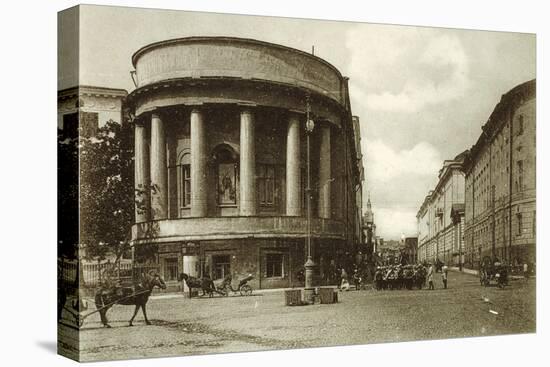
top-left (53, 1), bottom-right (540, 364)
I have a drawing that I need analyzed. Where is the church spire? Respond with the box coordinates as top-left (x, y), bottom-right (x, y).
top-left (364, 192), bottom-right (374, 224)
top-left (367, 192), bottom-right (372, 210)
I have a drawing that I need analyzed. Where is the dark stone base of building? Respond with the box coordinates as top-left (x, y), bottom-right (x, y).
top-left (146, 238), bottom-right (348, 291)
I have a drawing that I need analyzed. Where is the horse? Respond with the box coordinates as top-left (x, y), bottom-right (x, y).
top-left (94, 270), bottom-right (166, 328)
top-left (178, 273), bottom-right (219, 297)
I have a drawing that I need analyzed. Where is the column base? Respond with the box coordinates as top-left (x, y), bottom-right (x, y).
top-left (303, 288), bottom-right (316, 304)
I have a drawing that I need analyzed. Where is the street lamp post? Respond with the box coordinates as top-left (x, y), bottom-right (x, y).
top-left (304, 95), bottom-right (316, 304)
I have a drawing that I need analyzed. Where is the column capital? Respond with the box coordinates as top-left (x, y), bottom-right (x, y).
top-left (151, 107), bottom-right (170, 121)
top-left (240, 108), bottom-right (255, 116)
top-left (134, 116), bottom-right (146, 127)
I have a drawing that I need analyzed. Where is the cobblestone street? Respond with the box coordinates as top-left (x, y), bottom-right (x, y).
top-left (58, 271), bottom-right (535, 361)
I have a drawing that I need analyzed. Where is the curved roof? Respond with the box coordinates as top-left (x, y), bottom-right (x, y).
top-left (131, 36), bottom-right (344, 79)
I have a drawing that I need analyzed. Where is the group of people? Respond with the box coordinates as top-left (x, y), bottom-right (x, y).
top-left (301, 252), bottom-right (453, 292)
top-left (357, 262), bottom-right (450, 291)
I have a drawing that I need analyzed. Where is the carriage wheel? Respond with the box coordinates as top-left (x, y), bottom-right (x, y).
top-left (240, 285), bottom-right (252, 296)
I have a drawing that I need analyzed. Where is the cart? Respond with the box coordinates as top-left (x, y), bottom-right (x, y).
top-left (217, 274), bottom-right (254, 296)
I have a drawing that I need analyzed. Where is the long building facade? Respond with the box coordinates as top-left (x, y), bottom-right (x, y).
top-left (463, 79), bottom-right (536, 270)
top-left (127, 37), bottom-right (363, 290)
top-left (417, 152), bottom-right (467, 266)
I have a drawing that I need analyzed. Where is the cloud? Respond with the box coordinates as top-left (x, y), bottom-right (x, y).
top-left (346, 25), bottom-right (470, 113)
top-left (374, 207), bottom-right (419, 239)
top-left (361, 138), bottom-right (442, 239)
top-left (365, 139), bottom-right (442, 183)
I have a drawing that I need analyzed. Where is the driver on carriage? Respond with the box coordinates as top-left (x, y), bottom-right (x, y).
top-left (220, 273), bottom-right (233, 289)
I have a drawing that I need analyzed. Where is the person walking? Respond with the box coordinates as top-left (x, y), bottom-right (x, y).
top-left (427, 263), bottom-right (435, 290)
top-left (523, 262), bottom-right (529, 282)
top-left (340, 268), bottom-right (350, 291)
top-left (441, 264), bottom-right (448, 289)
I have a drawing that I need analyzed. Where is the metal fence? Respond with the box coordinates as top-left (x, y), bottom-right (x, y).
top-left (58, 259), bottom-right (159, 288)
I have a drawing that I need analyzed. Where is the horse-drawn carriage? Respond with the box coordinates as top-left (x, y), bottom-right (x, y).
top-left (178, 273), bottom-right (254, 298)
top-left (479, 256), bottom-right (508, 288)
top-left (58, 264), bottom-right (166, 328)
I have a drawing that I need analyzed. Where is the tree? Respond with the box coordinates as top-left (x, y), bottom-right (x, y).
top-left (79, 119), bottom-right (135, 262)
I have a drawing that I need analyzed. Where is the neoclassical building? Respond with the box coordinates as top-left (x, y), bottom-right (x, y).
top-left (57, 85), bottom-right (127, 137)
top-left (416, 151), bottom-right (467, 266)
top-left (127, 37), bottom-right (363, 290)
top-left (463, 79), bottom-right (536, 269)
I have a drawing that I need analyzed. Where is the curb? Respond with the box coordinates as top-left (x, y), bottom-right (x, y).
top-left (150, 286), bottom-right (340, 300)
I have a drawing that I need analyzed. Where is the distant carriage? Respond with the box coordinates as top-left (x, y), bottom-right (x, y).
top-left (479, 256), bottom-right (508, 288)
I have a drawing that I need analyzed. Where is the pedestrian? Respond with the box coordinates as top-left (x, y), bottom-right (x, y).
top-left (523, 262), bottom-right (529, 282)
top-left (441, 264), bottom-right (448, 289)
top-left (427, 263), bottom-right (435, 290)
top-left (340, 268), bottom-right (350, 291)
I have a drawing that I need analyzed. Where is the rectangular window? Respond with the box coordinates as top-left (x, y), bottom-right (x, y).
top-left (164, 257), bottom-right (179, 281)
top-left (258, 164), bottom-right (276, 206)
top-left (212, 255), bottom-right (231, 280)
top-left (518, 115), bottom-right (524, 135)
top-left (517, 213), bottom-right (523, 236)
top-left (181, 164), bottom-right (191, 207)
top-left (266, 253), bottom-right (283, 277)
top-left (517, 160), bottom-right (524, 192)
top-left (62, 113), bottom-right (79, 139)
top-left (80, 112), bottom-right (99, 138)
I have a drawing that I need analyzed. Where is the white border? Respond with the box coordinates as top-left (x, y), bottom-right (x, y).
top-left (1, 1), bottom-right (547, 366)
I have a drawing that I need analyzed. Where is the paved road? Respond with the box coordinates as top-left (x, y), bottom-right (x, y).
top-left (58, 271), bottom-right (535, 362)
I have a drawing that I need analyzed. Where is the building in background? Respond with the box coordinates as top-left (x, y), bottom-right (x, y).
top-left (416, 151), bottom-right (467, 266)
top-left (352, 116), bottom-right (366, 252)
top-left (403, 237), bottom-right (418, 264)
top-left (58, 85), bottom-right (127, 138)
top-left (463, 79), bottom-right (536, 270)
top-left (362, 196), bottom-right (376, 261)
top-left (128, 37), bottom-right (363, 290)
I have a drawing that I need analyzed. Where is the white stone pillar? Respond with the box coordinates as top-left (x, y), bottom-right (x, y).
top-left (150, 113), bottom-right (168, 219)
top-left (318, 124), bottom-right (331, 219)
top-left (286, 114), bottom-right (302, 216)
top-left (190, 109), bottom-right (207, 217)
top-left (134, 122), bottom-right (149, 222)
top-left (239, 109), bottom-right (256, 216)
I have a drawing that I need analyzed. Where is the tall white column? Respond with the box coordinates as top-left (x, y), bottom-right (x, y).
top-left (239, 109), bottom-right (256, 216)
top-left (190, 109), bottom-right (207, 217)
top-left (150, 113), bottom-right (168, 219)
top-left (134, 122), bottom-right (149, 222)
top-left (286, 114), bottom-right (302, 216)
top-left (318, 124), bottom-right (331, 219)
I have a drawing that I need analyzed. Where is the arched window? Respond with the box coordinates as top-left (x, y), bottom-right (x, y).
top-left (177, 152), bottom-right (191, 212)
top-left (212, 144), bottom-right (238, 206)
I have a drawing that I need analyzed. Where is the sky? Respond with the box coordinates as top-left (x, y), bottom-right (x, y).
top-left (60, 5), bottom-right (536, 240)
